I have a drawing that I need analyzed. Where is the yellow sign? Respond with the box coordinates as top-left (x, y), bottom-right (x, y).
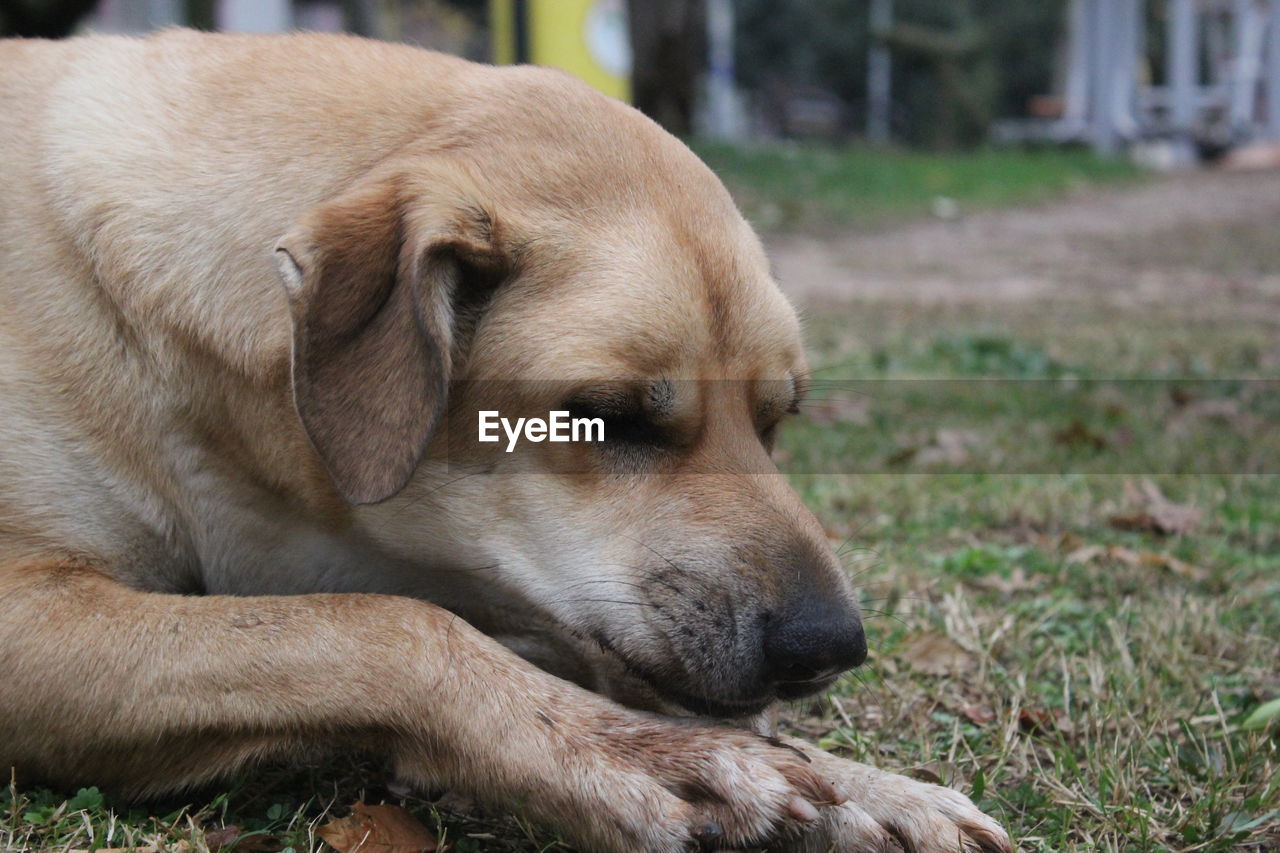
top-left (490, 0), bottom-right (631, 103)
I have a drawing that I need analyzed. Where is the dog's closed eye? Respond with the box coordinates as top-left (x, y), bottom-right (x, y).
top-left (759, 421), bottom-right (781, 451)
top-left (756, 391), bottom-right (802, 452)
top-left (566, 392), bottom-right (669, 449)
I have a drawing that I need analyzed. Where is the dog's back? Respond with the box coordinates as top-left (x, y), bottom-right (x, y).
top-left (0, 32), bottom-right (479, 575)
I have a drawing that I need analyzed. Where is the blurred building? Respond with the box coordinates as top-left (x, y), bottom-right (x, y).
top-left (82, 0), bottom-right (742, 138)
top-left (87, 0), bottom-right (487, 58)
top-left (67, 0), bottom-right (1280, 159)
top-left (91, 0), bottom-right (327, 34)
top-left (994, 0), bottom-right (1280, 162)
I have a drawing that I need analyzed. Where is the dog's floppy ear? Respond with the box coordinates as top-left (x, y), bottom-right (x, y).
top-left (275, 169), bottom-right (502, 505)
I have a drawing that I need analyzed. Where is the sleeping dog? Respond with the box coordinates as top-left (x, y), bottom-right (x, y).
top-left (0, 30), bottom-right (1009, 853)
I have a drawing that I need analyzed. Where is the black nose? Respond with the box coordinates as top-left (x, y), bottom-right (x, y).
top-left (762, 598), bottom-right (866, 688)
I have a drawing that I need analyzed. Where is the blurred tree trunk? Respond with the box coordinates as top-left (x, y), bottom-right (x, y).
top-left (343, 0), bottom-right (376, 36)
top-left (186, 0), bottom-right (214, 30)
top-left (628, 0), bottom-right (706, 136)
top-left (880, 14), bottom-right (993, 149)
top-left (0, 0), bottom-right (99, 37)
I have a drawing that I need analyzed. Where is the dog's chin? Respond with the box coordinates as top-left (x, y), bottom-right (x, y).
top-left (774, 674), bottom-right (841, 700)
top-left (655, 684), bottom-right (776, 719)
top-left (596, 642), bottom-right (839, 718)
top-left (651, 673), bottom-right (840, 718)
top-left (583, 628), bottom-right (842, 718)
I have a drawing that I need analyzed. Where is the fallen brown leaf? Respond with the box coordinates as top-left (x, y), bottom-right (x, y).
top-left (1108, 478), bottom-right (1202, 536)
top-left (915, 429), bottom-right (978, 467)
top-left (898, 632), bottom-right (976, 676)
top-left (1052, 708), bottom-right (1076, 735)
top-left (1063, 546), bottom-right (1098, 568)
top-left (318, 802), bottom-right (437, 853)
top-left (1015, 707), bottom-right (1076, 737)
top-left (886, 429), bottom-right (979, 468)
top-left (1179, 397), bottom-right (1241, 422)
top-left (1113, 546), bottom-right (1209, 582)
top-left (1017, 708), bottom-right (1055, 734)
top-left (1053, 420), bottom-right (1107, 451)
top-left (804, 394), bottom-right (871, 426)
top-left (1066, 543), bottom-right (1209, 582)
top-left (906, 760), bottom-right (958, 785)
top-left (202, 825), bottom-right (241, 850)
top-left (885, 445), bottom-right (918, 466)
top-left (68, 847), bottom-right (186, 853)
top-left (969, 566), bottom-right (1045, 594)
top-left (1041, 532), bottom-right (1084, 554)
top-left (961, 704), bottom-right (997, 726)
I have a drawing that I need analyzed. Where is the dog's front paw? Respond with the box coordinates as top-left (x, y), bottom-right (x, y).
top-left (569, 716), bottom-right (843, 852)
top-left (769, 741), bottom-right (1012, 853)
top-left (397, 704), bottom-right (845, 853)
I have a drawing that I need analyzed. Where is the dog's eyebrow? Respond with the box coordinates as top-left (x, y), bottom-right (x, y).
top-left (566, 385), bottom-right (636, 414)
top-left (568, 382), bottom-right (676, 418)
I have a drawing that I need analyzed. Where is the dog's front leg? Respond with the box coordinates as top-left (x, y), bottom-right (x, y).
top-left (0, 557), bottom-right (838, 853)
top-left (764, 735), bottom-right (1012, 853)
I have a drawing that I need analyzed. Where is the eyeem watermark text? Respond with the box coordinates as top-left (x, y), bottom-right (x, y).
top-left (478, 411), bottom-right (605, 452)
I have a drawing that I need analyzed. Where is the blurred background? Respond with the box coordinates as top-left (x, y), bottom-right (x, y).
top-left (3, 2), bottom-right (1279, 851)
top-left (5, 0), bottom-right (1280, 162)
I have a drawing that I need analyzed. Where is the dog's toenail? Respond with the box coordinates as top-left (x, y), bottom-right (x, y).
top-left (787, 796), bottom-right (820, 822)
top-left (692, 820), bottom-right (723, 848)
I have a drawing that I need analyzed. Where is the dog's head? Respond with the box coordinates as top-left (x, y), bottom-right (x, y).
top-left (275, 67), bottom-right (864, 716)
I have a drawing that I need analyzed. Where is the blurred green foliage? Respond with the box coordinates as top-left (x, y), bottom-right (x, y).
top-left (691, 140), bottom-right (1140, 231)
top-left (733, 0), bottom-right (1068, 147)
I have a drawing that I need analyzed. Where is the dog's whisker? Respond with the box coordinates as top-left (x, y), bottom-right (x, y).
top-left (547, 597), bottom-right (663, 610)
top-left (393, 468), bottom-right (489, 515)
top-left (611, 535), bottom-right (694, 597)
top-left (839, 668), bottom-right (888, 719)
top-left (422, 562), bottom-right (503, 576)
top-left (857, 608), bottom-right (910, 629)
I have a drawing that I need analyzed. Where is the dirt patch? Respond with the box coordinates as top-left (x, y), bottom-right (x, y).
top-left (768, 168), bottom-right (1280, 308)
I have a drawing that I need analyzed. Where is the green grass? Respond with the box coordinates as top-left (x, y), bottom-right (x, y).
top-left (689, 140), bottom-right (1142, 232)
top-left (772, 298), bottom-right (1280, 852)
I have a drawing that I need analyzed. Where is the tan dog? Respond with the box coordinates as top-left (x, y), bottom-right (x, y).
top-left (0, 31), bottom-right (1010, 853)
